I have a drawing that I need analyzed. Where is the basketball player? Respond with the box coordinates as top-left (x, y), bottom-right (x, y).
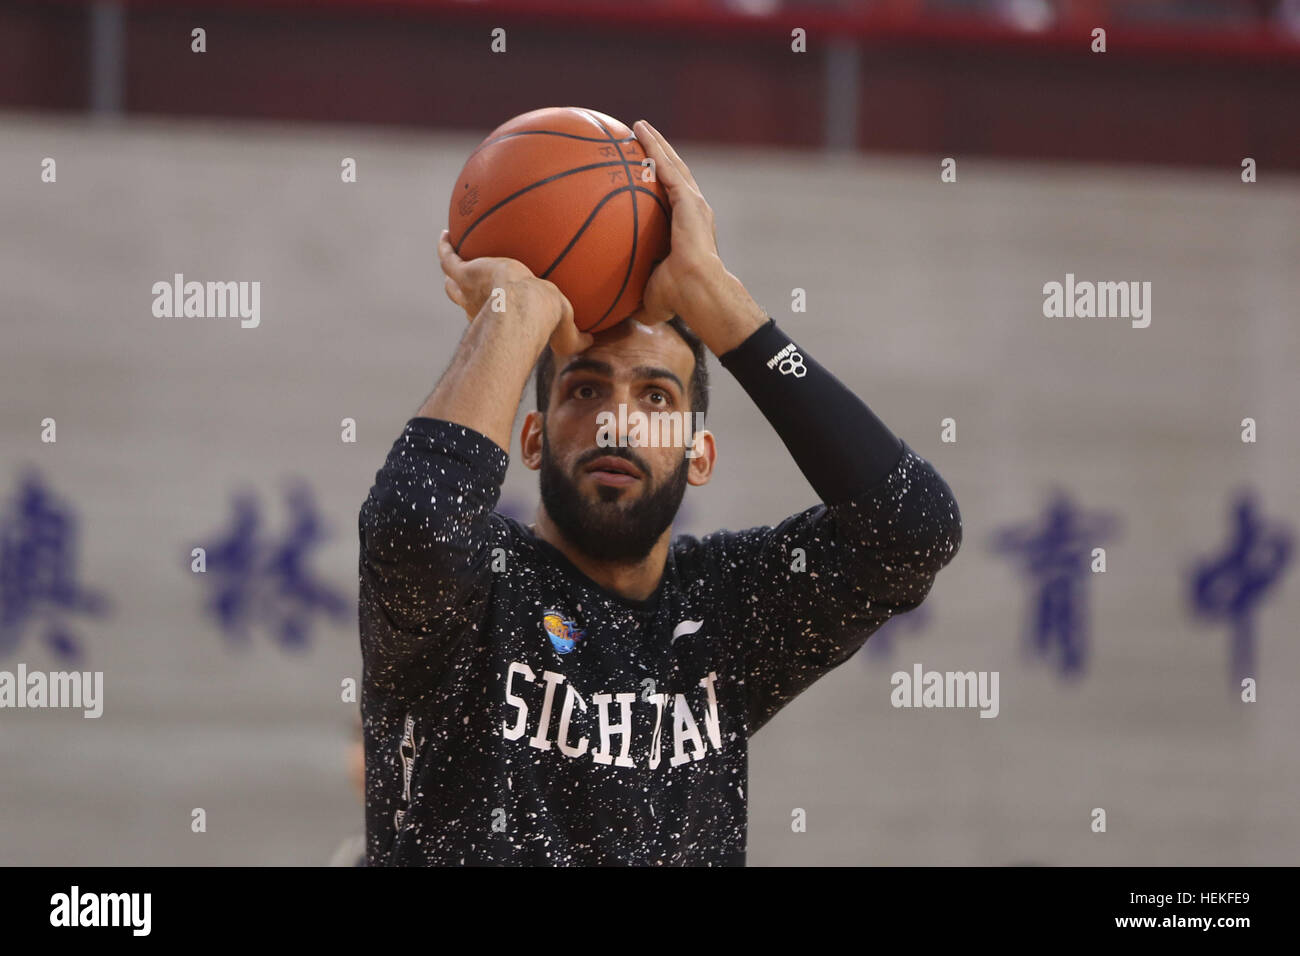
top-left (358, 120), bottom-right (961, 865)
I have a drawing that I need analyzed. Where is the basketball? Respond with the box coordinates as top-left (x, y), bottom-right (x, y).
top-left (447, 106), bottom-right (671, 333)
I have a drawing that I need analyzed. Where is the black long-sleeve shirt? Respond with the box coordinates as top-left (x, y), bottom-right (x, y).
top-left (357, 318), bottom-right (962, 866)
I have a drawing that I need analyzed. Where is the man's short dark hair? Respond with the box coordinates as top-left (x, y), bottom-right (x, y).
top-left (533, 315), bottom-right (710, 421)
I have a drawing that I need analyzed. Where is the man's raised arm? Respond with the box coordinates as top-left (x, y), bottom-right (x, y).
top-left (710, 316), bottom-right (962, 729)
top-left (358, 242), bottom-right (587, 681)
top-left (631, 120), bottom-right (960, 732)
top-left (417, 238), bottom-right (589, 450)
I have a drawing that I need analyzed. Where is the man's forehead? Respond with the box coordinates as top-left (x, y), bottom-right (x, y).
top-left (559, 320), bottom-right (693, 381)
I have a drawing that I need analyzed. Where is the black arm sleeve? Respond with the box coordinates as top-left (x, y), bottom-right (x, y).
top-left (718, 317), bottom-right (904, 504)
top-left (710, 319), bottom-right (961, 735)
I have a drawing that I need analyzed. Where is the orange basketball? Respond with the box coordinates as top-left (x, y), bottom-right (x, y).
top-left (448, 107), bottom-right (671, 333)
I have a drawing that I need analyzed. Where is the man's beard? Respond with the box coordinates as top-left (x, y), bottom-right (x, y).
top-left (538, 429), bottom-right (689, 564)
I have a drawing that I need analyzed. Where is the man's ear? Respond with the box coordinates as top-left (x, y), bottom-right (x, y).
top-left (521, 411), bottom-right (544, 471)
top-left (685, 429), bottom-right (716, 487)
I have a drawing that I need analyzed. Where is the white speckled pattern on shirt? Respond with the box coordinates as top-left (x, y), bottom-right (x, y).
top-left (358, 417), bottom-right (960, 866)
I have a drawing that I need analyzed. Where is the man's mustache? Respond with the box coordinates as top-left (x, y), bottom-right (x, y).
top-left (575, 446), bottom-right (651, 478)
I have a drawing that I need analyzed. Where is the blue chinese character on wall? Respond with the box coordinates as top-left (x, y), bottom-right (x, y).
top-left (992, 491), bottom-right (1120, 679)
top-left (197, 482), bottom-right (348, 650)
top-left (1189, 490), bottom-right (1292, 684)
top-left (0, 469), bottom-right (110, 663)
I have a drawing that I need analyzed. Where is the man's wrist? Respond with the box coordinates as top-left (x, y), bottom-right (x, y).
top-left (478, 280), bottom-right (563, 352)
top-left (679, 266), bottom-right (769, 356)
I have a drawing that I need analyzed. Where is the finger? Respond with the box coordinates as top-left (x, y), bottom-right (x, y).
top-left (553, 283), bottom-right (575, 330)
top-left (444, 276), bottom-right (469, 313)
top-left (551, 286), bottom-right (585, 353)
top-left (550, 318), bottom-right (594, 356)
top-left (634, 123), bottom-right (718, 258)
top-left (636, 120), bottom-right (681, 165)
top-left (636, 272), bottom-right (676, 326)
top-left (634, 121), bottom-right (688, 195)
top-left (635, 120), bottom-right (698, 192)
top-left (633, 120), bottom-right (671, 173)
top-left (438, 228), bottom-right (466, 281)
top-left (639, 141), bottom-right (701, 230)
top-left (649, 145), bottom-right (690, 196)
top-left (666, 189), bottom-right (714, 244)
top-left (636, 138), bottom-right (706, 237)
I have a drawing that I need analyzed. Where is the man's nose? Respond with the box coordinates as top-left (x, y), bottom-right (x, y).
top-left (624, 400), bottom-right (651, 449)
top-left (606, 386), bottom-right (645, 448)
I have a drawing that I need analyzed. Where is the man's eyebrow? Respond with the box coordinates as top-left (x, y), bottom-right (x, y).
top-left (631, 366), bottom-right (684, 393)
top-left (557, 359), bottom-right (684, 394)
top-left (558, 357), bottom-right (614, 378)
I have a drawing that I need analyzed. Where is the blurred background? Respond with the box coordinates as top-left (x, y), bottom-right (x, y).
top-left (0, 0), bottom-right (1297, 865)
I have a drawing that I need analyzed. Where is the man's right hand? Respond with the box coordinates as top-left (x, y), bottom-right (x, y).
top-left (416, 229), bottom-right (592, 451)
top-left (438, 228), bottom-right (591, 357)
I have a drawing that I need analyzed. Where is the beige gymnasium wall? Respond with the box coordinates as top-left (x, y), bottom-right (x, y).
top-left (1, 112), bottom-right (1297, 864)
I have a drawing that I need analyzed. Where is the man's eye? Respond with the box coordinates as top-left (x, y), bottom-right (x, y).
top-left (573, 384), bottom-right (597, 399)
top-left (647, 390), bottom-right (669, 405)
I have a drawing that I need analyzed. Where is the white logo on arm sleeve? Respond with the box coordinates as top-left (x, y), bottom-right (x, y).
top-left (765, 344), bottom-right (806, 377)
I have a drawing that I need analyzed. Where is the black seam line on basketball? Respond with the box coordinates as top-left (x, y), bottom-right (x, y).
top-left (579, 189), bottom-right (672, 330)
top-left (453, 161), bottom-right (643, 252)
top-left (587, 194), bottom-right (668, 332)
top-left (533, 182), bottom-right (667, 313)
top-left (573, 108), bottom-right (639, 330)
top-left (538, 184), bottom-right (642, 282)
top-left (631, 186), bottom-right (669, 220)
top-left (465, 129), bottom-right (638, 164)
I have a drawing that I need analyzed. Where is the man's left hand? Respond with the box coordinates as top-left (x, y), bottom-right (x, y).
top-left (633, 119), bottom-right (767, 355)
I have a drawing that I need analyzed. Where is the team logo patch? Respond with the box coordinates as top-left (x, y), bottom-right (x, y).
top-left (542, 609), bottom-right (585, 655)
